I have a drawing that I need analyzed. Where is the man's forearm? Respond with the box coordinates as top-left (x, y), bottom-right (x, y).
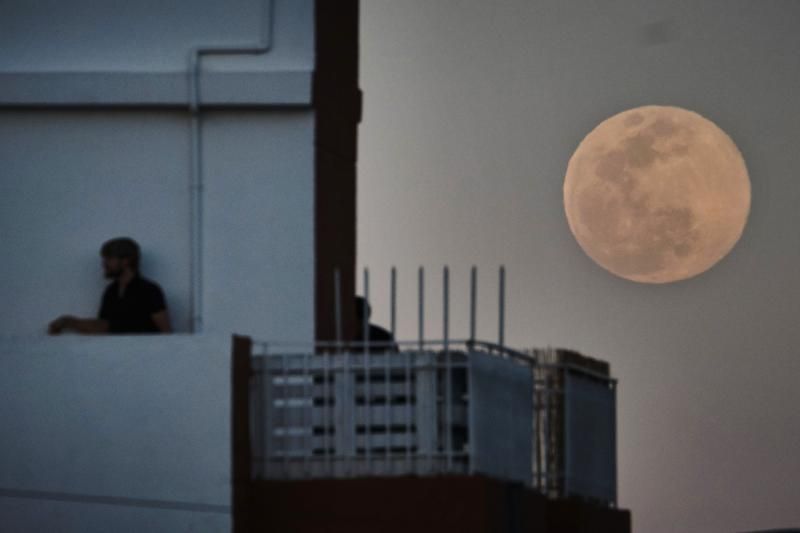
top-left (68, 318), bottom-right (110, 334)
top-left (49, 315), bottom-right (110, 334)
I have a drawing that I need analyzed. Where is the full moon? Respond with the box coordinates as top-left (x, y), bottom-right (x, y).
top-left (563, 105), bottom-right (751, 283)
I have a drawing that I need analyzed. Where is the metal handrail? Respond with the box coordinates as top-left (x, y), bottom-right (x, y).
top-left (252, 338), bottom-right (534, 362)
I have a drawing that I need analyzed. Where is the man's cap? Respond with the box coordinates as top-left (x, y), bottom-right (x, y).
top-left (100, 237), bottom-right (140, 260)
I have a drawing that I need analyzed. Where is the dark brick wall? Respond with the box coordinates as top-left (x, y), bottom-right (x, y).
top-left (243, 476), bottom-right (629, 533)
top-left (313, 0), bottom-right (361, 344)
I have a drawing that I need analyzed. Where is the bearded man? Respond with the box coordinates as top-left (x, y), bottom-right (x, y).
top-left (48, 237), bottom-right (171, 334)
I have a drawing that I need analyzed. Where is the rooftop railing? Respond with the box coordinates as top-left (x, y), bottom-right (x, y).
top-left (233, 267), bottom-right (617, 508)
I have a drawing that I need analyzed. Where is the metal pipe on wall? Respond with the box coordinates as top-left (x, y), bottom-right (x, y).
top-left (187, 0), bottom-right (274, 332)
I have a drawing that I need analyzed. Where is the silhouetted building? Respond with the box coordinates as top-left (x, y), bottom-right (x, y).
top-left (233, 335), bottom-right (629, 533)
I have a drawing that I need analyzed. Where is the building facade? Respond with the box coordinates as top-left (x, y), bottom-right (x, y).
top-left (0, 1), bottom-right (359, 531)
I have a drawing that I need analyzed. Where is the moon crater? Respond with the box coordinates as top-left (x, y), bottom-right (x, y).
top-left (564, 106), bottom-right (750, 283)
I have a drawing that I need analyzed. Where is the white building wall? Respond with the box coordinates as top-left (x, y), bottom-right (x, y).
top-left (0, 335), bottom-right (233, 532)
top-left (0, 0), bottom-right (321, 530)
top-left (202, 111), bottom-right (314, 340)
top-left (0, 0), bottom-right (316, 339)
top-left (0, 111), bottom-right (193, 335)
top-left (0, 0), bottom-right (313, 74)
top-left (0, 108), bottom-right (315, 339)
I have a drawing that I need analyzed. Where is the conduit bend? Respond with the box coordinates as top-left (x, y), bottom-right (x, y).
top-left (187, 0), bottom-right (274, 332)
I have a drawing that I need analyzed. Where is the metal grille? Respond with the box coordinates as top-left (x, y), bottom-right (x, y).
top-left (249, 341), bottom-right (534, 484)
top-left (531, 347), bottom-right (617, 506)
top-left (247, 341), bottom-right (617, 506)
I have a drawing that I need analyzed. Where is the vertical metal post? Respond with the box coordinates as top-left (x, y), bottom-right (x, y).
top-left (498, 265), bottom-right (506, 349)
top-left (533, 370), bottom-right (541, 491)
top-left (362, 269), bottom-right (370, 353)
top-left (281, 353), bottom-right (289, 476)
top-left (443, 267), bottom-right (449, 348)
top-left (418, 267), bottom-right (424, 351)
top-left (384, 345), bottom-right (392, 474)
top-left (253, 357), bottom-right (265, 479)
top-left (410, 266), bottom-right (425, 473)
top-left (387, 267), bottom-right (396, 473)
top-left (323, 350), bottom-right (331, 476)
top-left (259, 344), bottom-right (272, 479)
top-left (390, 267), bottom-right (397, 339)
top-left (343, 329), bottom-right (351, 474)
top-left (405, 343), bottom-right (412, 474)
top-left (303, 351), bottom-right (310, 477)
top-left (563, 368), bottom-right (571, 499)
top-left (469, 266), bottom-right (477, 345)
top-left (443, 266), bottom-right (452, 470)
top-left (363, 269), bottom-right (371, 469)
top-left (189, 112), bottom-right (203, 333)
top-left (334, 269), bottom-right (342, 351)
top-left (335, 349), bottom-right (355, 476)
top-left (467, 266), bottom-right (477, 475)
top-left (611, 381), bottom-right (618, 507)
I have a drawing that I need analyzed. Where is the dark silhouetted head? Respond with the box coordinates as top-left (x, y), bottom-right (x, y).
top-left (100, 237), bottom-right (140, 278)
top-left (354, 296), bottom-right (371, 321)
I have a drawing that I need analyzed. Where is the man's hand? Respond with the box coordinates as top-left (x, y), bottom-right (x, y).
top-left (48, 315), bottom-right (76, 335)
top-left (151, 310), bottom-right (172, 333)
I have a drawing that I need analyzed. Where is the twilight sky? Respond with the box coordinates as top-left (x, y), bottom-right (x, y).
top-left (357, 1), bottom-right (800, 531)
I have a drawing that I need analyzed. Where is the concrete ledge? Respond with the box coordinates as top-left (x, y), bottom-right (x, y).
top-left (0, 334), bottom-right (232, 506)
top-left (0, 70), bottom-right (312, 107)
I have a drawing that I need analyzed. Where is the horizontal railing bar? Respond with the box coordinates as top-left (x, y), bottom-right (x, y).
top-left (252, 338), bottom-right (532, 360)
top-left (260, 452), bottom-right (471, 460)
top-left (534, 362), bottom-right (618, 383)
top-left (251, 340), bottom-right (535, 368)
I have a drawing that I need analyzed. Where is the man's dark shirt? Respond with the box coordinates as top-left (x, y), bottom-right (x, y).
top-left (355, 323), bottom-right (398, 352)
top-left (98, 275), bottom-right (167, 334)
